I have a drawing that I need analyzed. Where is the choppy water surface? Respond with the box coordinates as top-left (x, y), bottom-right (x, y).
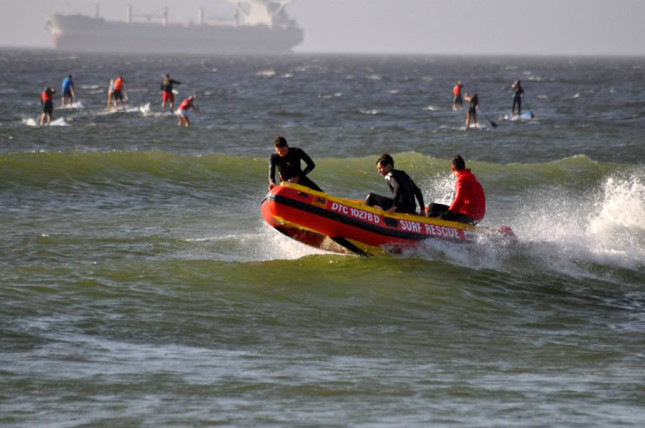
top-left (1, 49), bottom-right (644, 426)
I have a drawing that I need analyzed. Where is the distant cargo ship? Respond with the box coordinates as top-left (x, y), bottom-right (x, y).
top-left (45, 0), bottom-right (304, 55)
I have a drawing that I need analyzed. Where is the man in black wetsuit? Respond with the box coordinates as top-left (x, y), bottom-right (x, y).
top-left (511, 80), bottom-right (524, 117)
top-left (268, 136), bottom-right (322, 192)
top-left (365, 153), bottom-right (425, 215)
top-left (464, 92), bottom-right (479, 129)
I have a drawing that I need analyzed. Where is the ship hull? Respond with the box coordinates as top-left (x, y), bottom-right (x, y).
top-left (47, 14), bottom-right (303, 55)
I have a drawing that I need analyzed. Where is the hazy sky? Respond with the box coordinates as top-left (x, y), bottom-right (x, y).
top-left (1, 0), bottom-right (644, 55)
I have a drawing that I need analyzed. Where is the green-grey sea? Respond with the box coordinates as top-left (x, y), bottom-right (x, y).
top-left (1, 50), bottom-right (644, 426)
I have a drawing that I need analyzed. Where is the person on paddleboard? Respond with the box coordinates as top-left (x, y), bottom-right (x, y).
top-left (426, 154), bottom-right (485, 225)
top-left (268, 136), bottom-right (322, 192)
top-left (160, 74), bottom-right (181, 113)
top-left (112, 76), bottom-right (126, 111)
top-left (365, 153), bottom-right (425, 216)
top-left (176, 95), bottom-right (200, 127)
top-left (61, 75), bottom-right (76, 107)
top-left (511, 80), bottom-right (524, 117)
top-left (464, 92), bottom-right (479, 129)
top-left (39, 87), bottom-right (55, 126)
top-left (452, 80), bottom-right (464, 110)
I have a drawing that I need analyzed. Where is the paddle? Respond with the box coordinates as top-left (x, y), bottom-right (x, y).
top-left (479, 109), bottom-right (498, 128)
top-left (523, 98), bottom-right (535, 118)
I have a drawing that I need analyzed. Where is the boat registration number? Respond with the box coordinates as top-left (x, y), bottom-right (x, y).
top-left (329, 202), bottom-right (381, 224)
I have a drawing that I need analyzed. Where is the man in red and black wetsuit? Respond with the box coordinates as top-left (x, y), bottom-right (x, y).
top-left (39, 87), bottom-right (55, 126)
top-left (427, 154), bottom-right (485, 225)
top-left (161, 74), bottom-right (181, 112)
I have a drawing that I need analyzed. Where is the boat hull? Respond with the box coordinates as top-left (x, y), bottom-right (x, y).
top-left (261, 184), bottom-right (509, 256)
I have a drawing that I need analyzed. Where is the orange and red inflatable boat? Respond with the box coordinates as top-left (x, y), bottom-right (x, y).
top-left (261, 184), bottom-right (516, 256)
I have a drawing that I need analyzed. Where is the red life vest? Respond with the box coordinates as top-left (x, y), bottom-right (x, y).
top-left (113, 77), bottom-right (123, 91)
top-left (41, 89), bottom-right (53, 102)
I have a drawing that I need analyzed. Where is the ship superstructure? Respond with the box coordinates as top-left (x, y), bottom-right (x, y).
top-left (45, 0), bottom-right (303, 55)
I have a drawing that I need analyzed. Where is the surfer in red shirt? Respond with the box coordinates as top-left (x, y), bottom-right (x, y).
top-left (176, 95), bottom-right (200, 127)
top-left (39, 87), bottom-right (55, 126)
top-left (427, 154), bottom-right (485, 224)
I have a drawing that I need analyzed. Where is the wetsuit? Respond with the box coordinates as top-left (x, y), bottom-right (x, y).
top-left (269, 147), bottom-right (322, 192)
top-left (468, 94), bottom-right (479, 115)
top-left (365, 169), bottom-right (425, 215)
top-left (427, 169), bottom-right (485, 224)
top-left (512, 83), bottom-right (524, 115)
top-left (161, 78), bottom-right (181, 104)
top-left (41, 89), bottom-right (54, 115)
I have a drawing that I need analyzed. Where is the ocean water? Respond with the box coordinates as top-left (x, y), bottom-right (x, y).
top-left (1, 49), bottom-right (644, 426)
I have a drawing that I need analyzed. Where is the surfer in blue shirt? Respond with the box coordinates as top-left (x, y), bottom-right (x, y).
top-left (268, 136), bottom-right (322, 192)
top-left (511, 80), bottom-right (524, 117)
top-left (61, 75), bottom-right (75, 107)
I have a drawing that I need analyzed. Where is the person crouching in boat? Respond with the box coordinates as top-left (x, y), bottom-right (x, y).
top-left (365, 153), bottom-right (425, 216)
top-left (426, 154), bottom-right (485, 225)
top-left (268, 136), bottom-right (323, 192)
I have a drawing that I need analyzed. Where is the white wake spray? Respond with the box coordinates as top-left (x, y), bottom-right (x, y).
top-left (516, 170), bottom-right (645, 274)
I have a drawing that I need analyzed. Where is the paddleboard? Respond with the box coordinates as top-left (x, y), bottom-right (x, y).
top-left (504, 111), bottom-right (533, 121)
top-left (22, 117), bottom-right (69, 127)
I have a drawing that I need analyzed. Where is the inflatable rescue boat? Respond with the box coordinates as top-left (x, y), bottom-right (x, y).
top-left (261, 184), bottom-right (516, 256)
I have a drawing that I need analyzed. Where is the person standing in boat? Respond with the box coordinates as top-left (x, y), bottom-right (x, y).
top-left (365, 153), bottom-right (425, 216)
top-left (61, 75), bottom-right (76, 107)
top-left (160, 74), bottom-right (181, 113)
top-left (511, 80), bottom-right (524, 117)
top-left (464, 92), bottom-right (479, 129)
top-left (268, 136), bottom-right (322, 192)
top-left (426, 154), bottom-right (485, 225)
top-left (452, 80), bottom-right (464, 110)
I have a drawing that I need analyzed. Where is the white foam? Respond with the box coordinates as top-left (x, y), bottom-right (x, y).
top-left (49, 117), bottom-right (69, 126)
top-left (137, 103), bottom-right (151, 114)
top-left (61, 101), bottom-right (84, 109)
top-left (514, 172), bottom-right (645, 274)
top-left (22, 117), bottom-right (38, 127)
top-left (358, 108), bottom-right (381, 115)
top-left (259, 222), bottom-right (330, 260)
top-left (256, 69), bottom-right (276, 78)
